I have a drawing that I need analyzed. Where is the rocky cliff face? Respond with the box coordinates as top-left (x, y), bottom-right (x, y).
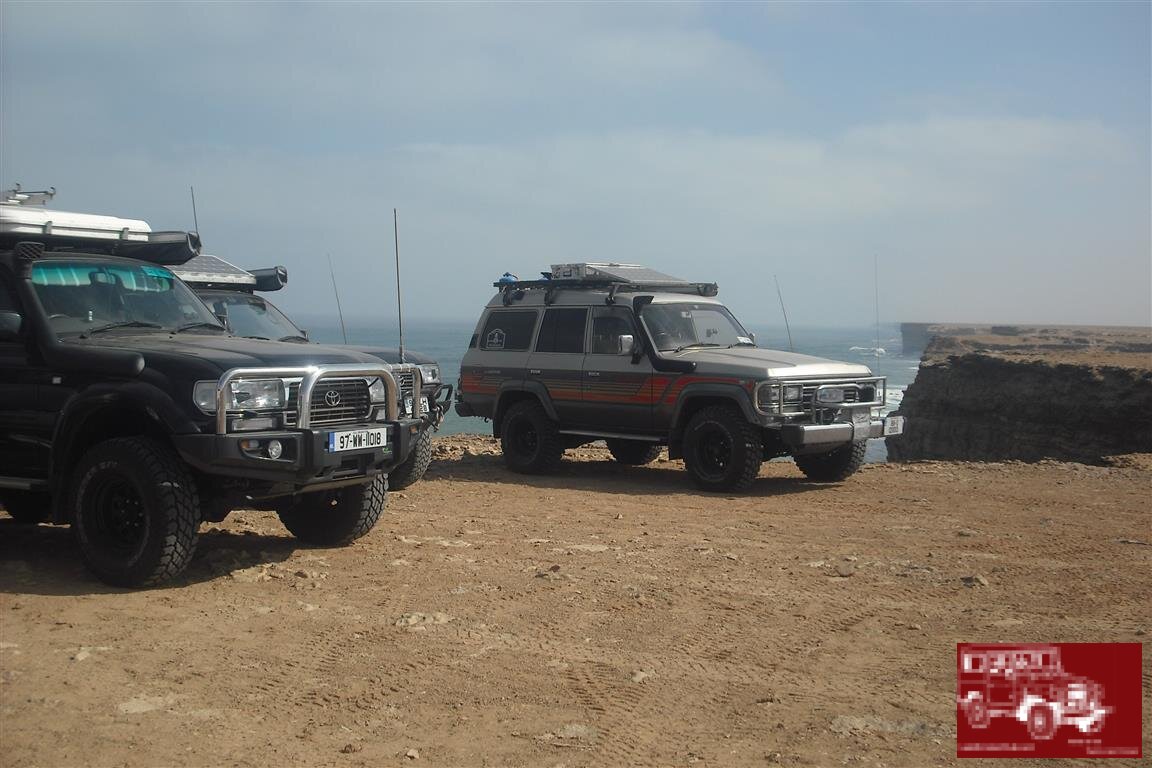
top-left (887, 329), bottom-right (1152, 464)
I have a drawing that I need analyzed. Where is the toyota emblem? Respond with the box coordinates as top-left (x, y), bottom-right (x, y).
top-left (324, 390), bottom-right (341, 407)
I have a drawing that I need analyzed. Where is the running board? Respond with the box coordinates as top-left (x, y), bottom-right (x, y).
top-left (558, 430), bottom-right (661, 442)
top-left (0, 476), bottom-right (48, 491)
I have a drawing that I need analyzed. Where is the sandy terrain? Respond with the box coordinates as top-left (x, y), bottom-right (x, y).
top-left (1, 436), bottom-right (1149, 767)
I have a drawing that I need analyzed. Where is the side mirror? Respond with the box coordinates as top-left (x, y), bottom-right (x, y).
top-left (617, 334), bottom-right (636, 355)
top-left (0, 311), bottom-right (23, 341)
top-left (299, 328), bottom-right (309, 340)
top-left (749, 332), bottom-right (757, 344)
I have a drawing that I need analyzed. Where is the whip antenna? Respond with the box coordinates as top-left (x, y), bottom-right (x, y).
top-left (774, 274), bottom-right (794, 353)
top-left (328, 253), bottom-right (348, 344)
top-left (393, 208), bottom-right (405, 363)
top-left (874, 254), bottom-right (881, 364)
top-left (189, 186), bottom-right (200, 234)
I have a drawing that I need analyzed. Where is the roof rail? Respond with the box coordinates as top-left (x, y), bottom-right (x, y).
top-left (494, 277), bottom-right (719, 306)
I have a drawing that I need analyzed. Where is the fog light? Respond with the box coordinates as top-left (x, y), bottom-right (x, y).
top-left (266, 439), bottom-right (284, 460)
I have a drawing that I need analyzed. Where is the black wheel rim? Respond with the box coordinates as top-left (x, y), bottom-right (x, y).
top-left (84, 475), bottom-right (147, 560)
top-left (695, 424), bottom-right (731, 478)
top-left (509, 417), bottom-right (539, 458)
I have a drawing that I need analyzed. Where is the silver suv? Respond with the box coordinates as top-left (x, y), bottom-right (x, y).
top-left (455, 263), bottom-right (904, 491)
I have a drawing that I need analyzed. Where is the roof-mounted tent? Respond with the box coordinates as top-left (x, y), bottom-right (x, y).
top-left (0, 192), bottom-right (201, 264)
top-left (495, 262), bottom-right (719, 306)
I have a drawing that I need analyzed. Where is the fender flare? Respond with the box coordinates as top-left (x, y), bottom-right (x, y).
top-left (492, 381), bottom-right (559, 436)
top-left (669, 383), bottom-right (760, 429)
top-left (51, 380), bottom-right (200, 488)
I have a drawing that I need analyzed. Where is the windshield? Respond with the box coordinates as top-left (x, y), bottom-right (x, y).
top-left (31, 259), bottom-right (222, 335)
top-left (640, 302), bottom-right (753, 352)
top-left (200, 292), bottom-right (305, 340)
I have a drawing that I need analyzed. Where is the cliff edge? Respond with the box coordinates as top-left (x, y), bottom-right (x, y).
top-left (887, 327), bottom-right (1152, 463)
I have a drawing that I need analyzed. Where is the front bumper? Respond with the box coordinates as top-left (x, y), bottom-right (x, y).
top-left (781, 415), bottom-right (904, 450)
top-left (174, 418), bottom-right (424, 488)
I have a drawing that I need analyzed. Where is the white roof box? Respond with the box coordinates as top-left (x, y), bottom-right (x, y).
top-left (550, 262), bottom-right (689, 284)
top-left (0, 201), bottom-right (152, 242)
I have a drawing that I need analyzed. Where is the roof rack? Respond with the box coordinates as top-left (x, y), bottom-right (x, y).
top-left (173, 254), bottom-right (288, 292)
top-left (494, 262), bottom-right (718, 306)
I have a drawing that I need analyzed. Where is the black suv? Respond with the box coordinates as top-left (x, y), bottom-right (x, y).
top-left (0, 229), bottom-right (428, 587)
top-left (456, 263), bottom-right (904, 491)
top-left (174, 254), bottom-right (451, 490)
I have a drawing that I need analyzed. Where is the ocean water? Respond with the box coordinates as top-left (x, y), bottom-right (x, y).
top-left (307, 320), bottom-right (919, 463)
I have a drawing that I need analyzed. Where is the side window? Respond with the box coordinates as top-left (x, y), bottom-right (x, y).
top-left (536, 308), bottom-right (587, 354)
top-left (480, 310), bottom-right (537, 351)
top-left (590, 306), bottom-right (637, 355)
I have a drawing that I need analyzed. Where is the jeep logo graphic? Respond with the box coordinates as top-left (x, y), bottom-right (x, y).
top-left (324, 390), bottom-right (341, 407)
top-left (956, 642), bottom-right (1141, 758)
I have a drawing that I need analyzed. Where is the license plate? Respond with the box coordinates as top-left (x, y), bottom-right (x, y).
top-left (327, 427), bottom-right (388, 452)
top-left (404, 396), bottom-right (430, 416)
top-left (883, 416), bottom-right (905, 436)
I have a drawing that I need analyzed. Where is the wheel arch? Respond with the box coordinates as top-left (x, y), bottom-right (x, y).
top-left (492, 383), bottom-right (557, 438)
top-left (50, 383), bottom-right (196, 523)
top-left (668, 386), bottom-right (758, 459)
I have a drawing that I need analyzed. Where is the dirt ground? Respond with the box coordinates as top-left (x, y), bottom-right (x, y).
top-left (1, 436), bottom-right (1149, 767)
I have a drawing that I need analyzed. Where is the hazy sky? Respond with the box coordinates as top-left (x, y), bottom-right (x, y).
top-left (2, 1), bottom-right (1149, 328)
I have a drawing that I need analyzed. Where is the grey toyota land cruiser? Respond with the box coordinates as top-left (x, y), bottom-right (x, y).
top-left (455, 263), bottom-right (904, 491)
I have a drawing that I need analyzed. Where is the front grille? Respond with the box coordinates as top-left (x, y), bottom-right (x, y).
top-left (767, 378), bottom-right (882, 420)
top-left (284, 378), bottom-right (371, 427)
top-left (396, 370), bottom-right (415, 400)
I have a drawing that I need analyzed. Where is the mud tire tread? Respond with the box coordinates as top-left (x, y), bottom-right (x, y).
top-left (71, 437), bottom-right (200, 587)
top-left (794, 439), bottom-right (867, 482)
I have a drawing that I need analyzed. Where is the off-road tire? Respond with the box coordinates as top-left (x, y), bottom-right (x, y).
top-left (606, 439), bottom-right (662, 466)
top-left (500, 400), bottom-right (564, 474)
top-left (277, 475), bottom-right (387, 546)
top-left (683, 404), bottom-right (762, 491)
top-left (387, 429), bottom-right (433, 490)
top-left (794, 439), bottom-right (867, 482)
top-left (0, 490), bottom-right (49, 524)
top-left (1026, 703), bottom-right (1058, 741)
top-left (71, 437), bottom-right (201, 587)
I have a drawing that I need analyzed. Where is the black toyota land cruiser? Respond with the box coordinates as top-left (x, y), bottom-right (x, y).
top-left (0, 231), bottom-right (427, 587)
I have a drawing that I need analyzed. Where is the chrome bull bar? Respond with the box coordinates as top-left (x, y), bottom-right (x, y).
top-left (214, 364), bottom-right (421, 434)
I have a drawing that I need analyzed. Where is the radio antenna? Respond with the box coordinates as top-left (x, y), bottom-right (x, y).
top-left (774, 274), bottom-right (794, 352)
top-left (327, 253), bottom-right (348, 344)
top-left (189, 186), bottom-right (200, 234)
top-left (393, 208), bottom-right (405, 363)
top-left (874, 254), bottom-right (881, 364)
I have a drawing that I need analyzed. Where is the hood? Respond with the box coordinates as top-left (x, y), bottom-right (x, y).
top-left (345, 346), bottom-right (436, 365)
top-left (70, 332), bottom-right (388, 377)
top-left (667, 346), bottom-right (874, 379)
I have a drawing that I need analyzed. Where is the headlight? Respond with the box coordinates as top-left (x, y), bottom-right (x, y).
top-left (756, 382), bottom-right (806, 413)
top-left (193, 378), bottom-right (285, 413)
top-left (816, 387), bottom-right (845, 404)
top-left (417, 364), bottom-right (441, 384)
top-left (367, 377), bottom-right (389, 403)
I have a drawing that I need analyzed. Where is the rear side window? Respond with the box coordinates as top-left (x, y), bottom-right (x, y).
top-left (536, 308), bottom-right (587, 354)
top-left (480, 310), bottom-right (537, 351)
